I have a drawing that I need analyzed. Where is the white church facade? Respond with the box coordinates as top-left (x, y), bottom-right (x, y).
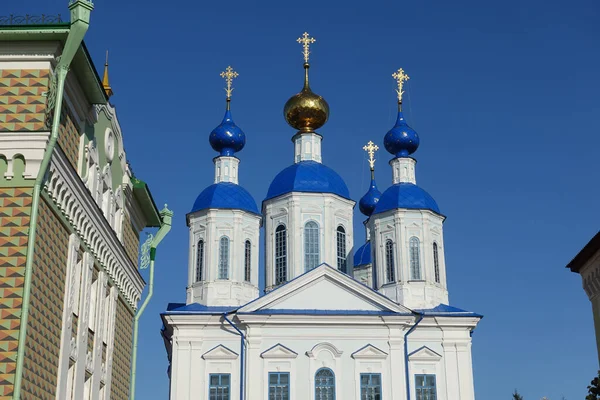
top-left (161, 34), bottom-right (482, 400)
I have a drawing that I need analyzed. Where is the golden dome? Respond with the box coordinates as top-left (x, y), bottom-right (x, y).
top-left (284, 64), bottom-right (329, 132)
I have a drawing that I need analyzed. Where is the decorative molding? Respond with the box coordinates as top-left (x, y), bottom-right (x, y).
top-left (260, 344), bottom-right (298, 359)
top-left (201, 345), bottom-right (239, 360)
top-left (409, 346), bottom-right (442, 362)
top-left (351, 344), bottom-right (388, 360)
top-left (45, 148), bottom-right (144, 308)
top-left (0, 131), bottom-right (50, 180)
top-left (306, 342), bottom-right (343, 359)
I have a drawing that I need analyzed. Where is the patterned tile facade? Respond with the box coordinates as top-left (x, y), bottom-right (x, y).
top-left (123, 214), bottom-right (139, 265)
top-left (57, 104), bottom-right (80, 170)
top-left (111, 298), bottom-right (134, 400)
top-left (0, 187), bottom-right (31, 399)
top-left (0, 70), bottom-right (49, 132)
top-left (21, 198), bottom-right (69, 399)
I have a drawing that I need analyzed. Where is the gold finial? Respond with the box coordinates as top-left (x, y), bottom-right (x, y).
top-left (363, 141), bottom-right (379, 172)
top-left (220, 66), bottom-right (239, 103)
top-left (392, 68), bottom-right (410, 105)
top-left (297, 32), bottom-right (316, 64)
top-left (102, 50), bottom-right (113, 98)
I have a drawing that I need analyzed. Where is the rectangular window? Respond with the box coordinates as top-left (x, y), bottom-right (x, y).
top-left (268, 372), bottom-right (290, 400)
top-left (415, 374), bottom-right (436, 400)
top-left (209, 373), bottom-right (230, 400)
top-left (360, 373), bottom-right (381, 400)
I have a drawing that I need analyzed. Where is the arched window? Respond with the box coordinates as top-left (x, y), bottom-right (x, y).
top-left (244, 240), bottom-right (251, 282)
top-left (410, 236), bottom-right (421, 280)
top-left (218, 236), bottom-right (230, 279)
top-left (433, 242), bottom-right (440, 283)
top-left (275, 225), bottom-right (287, 285)
top-left (315, 368), bottom-right (335, 399)
top-left (385, 240), bottom-right (395, 282)
top-left (196, 239), bottom-right (204, 282)
top-left (304, 221), bottom-right (320, 271)
top-left (336, 226), bottom-right (347, 273)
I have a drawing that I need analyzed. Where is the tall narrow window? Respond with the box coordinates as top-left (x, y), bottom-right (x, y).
top-left (218, 236), bottom-right (229, 279)
top-left (244, 240), bottom-right (251, 282)
top-left (315, 368), bottom-right (335, 400)
top-left (336, 226), bottom-right (347, 273)
top-left (196, 239), bottom-right (204, 282)
top-left (433, 242), bottom-right (440, 283)
top-left (360, 373), bottom-right (381, 400)
top-left (305, 221), bottom-right (320, 271)
top-left (385, 240), bottom-right (395, 282)
top-left (275, 225), bottom-right (287, 285)
top-left (268, 372), bottom-right (290, 400)
top-left (409, 236), bottom-right (421, 280)
top-left (415, 374), bottom-right (437, 400)
top-left (209, 373), bottom-right (230, 400)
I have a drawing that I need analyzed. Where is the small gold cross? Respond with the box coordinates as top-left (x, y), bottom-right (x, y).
top-left (363, 141), bottom-right (379, 171)
top-left (220, 66), bottom-right (239, 100)
top-left (392, 68), bottom-right (410, 103)
top-left (297, 32), bottom-right (316, 64)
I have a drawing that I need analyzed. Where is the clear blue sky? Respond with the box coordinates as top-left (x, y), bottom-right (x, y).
top-left (13, 0), bottom-right (600, 398)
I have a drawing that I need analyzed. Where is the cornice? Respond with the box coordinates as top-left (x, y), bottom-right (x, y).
top-left (45, 148), bottom-right (144, 308)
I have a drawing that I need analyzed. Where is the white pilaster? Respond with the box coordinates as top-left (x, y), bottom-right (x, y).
top-left (73, 252), bottom-right (94, 400)
top-left (293, 132), bottom-right (322, 163)
top-left (214, 156), bottom-right (240, 184)
top-left (390, 157), bottom-right (416, 184)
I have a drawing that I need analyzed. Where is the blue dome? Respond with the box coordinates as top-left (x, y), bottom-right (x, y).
top-left (384, 111), bottom-right (419, 158)
top-left (265, 161), bottom-right (350, 201)
top-left (209, 109), bottom-right (246, 156)
top-left (359, 178), bottom-right (382, 216)
top-left (373, 183), bottom-right (440, 215)
top-left (354, 241), bottom-right (371, 267)
top-left (190, 182), bottom-right (259, 215)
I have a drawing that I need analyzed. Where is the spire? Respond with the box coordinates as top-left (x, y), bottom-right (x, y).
top-left (102, 50), bottom-right (113, 98)
top-left (384, 67), bottom-right (419, 158)
top-left (359, 141), bottom-right (382, 217)
top-left (284, 32), bottom-right (329, 133)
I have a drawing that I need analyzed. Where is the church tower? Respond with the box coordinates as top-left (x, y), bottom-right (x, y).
top-left (186, 67), bottom-right (261, 306)
top-left (263, 33), bottom-right (355, 291)
top-left (369, 69), bottom-right (449, 309)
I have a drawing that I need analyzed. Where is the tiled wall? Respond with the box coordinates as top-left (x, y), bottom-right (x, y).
top-left (123, 214), bottom-right (139, 266)
top-left (0, 69), bottom-right (49, 132)
top-left (110, 298), bottom-right (134, 400)
top-left (57, 104), bottom-right (80, 170)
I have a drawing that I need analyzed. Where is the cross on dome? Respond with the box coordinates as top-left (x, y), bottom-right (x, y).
top-left (392, 68), bottom-right (410, 104)
top-left (220, 66), bottom-right (239, 100)
top-left (297, 32), bottom-right (316, 64)
top-left (363, 141), bottom-right (379, 172)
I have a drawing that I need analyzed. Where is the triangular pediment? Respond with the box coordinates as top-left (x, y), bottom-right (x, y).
top-left (239, 264), bottom-right (412, 314)
top-left (351, 344), bottom-right (388, 360)
top-left (260, 344), bottom-right (298, 359)
top-left (202, 345), bottom-right (238, 360)
top-left (408, 346), bottom-right (442, 362)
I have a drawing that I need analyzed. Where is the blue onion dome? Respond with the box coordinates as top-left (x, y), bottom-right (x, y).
top-left (209, 108), bottom-right (246, 156)
top-left (265, 161), bottom-right (350, 201)
top-left (373, 183), bottom-right (440, 215)
top-left (384, 111), bottom-right (420, 158)
top-left (190, 182), bottom-right (259, 215)
top-left (359, 178), bottom-right (381, 216)
top-left (354, 241), bottom-right (372, 267)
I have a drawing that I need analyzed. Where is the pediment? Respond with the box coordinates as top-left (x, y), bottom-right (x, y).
top-left (261, 344), bottom-right (298, 359)
top-left (408, 346), bottom-right (442, 362)
top-left (351, 344), bottom-right (388, 360)
top-left (307, 342), bottom-right (343, 359)
top-left (239, 264), bottom-right (411, 314)
top-left (202, 345), bottom-right (238, 360)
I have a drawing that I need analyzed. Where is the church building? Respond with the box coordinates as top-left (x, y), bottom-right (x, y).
top-left (161, 33), bottom-right (482, 400)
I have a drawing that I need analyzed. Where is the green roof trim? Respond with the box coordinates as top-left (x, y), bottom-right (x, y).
top-left (131, 177), bottom-right (162, 228)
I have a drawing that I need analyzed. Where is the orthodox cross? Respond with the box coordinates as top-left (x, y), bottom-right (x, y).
top-left (220, 66), bottom-right (239, 100)
top-left (392, 68), bottom-right (410, 103)
top-left (363, 141), bottom-right (379, 171)
top-left (297, 32), bottom-right (316, 63)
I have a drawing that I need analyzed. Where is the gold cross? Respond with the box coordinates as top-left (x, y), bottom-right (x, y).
top-left (392, 68), bottom-right (410, 103)
top-left (297, 32), bottom-right (316, 63)
top-left (363, 141), bottom-right (379, 171)
top-left (220, 66), bottom-right (239, 99)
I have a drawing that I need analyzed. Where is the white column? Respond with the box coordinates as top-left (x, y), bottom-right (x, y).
top-left (73, 253), bottom-right (94, 400)
top-left (293, 133), bottom-right (322, 163)
top-left (214, 156), bottom-right (240, 184)
top-left (390, 157), bottom-right (416, 184)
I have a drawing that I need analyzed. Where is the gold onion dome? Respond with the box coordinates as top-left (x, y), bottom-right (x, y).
top-left (284, 33), bottom-right (329, 132)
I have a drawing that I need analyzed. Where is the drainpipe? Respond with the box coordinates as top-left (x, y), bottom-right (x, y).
top-left (223, 312), bottom-right (245, 400)
top-left (12, 2), bottom-right (94, 399)
top-left (130, 206), bottom-right (173, 400)
top-left (404, 311), bottom-right (424, 400)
